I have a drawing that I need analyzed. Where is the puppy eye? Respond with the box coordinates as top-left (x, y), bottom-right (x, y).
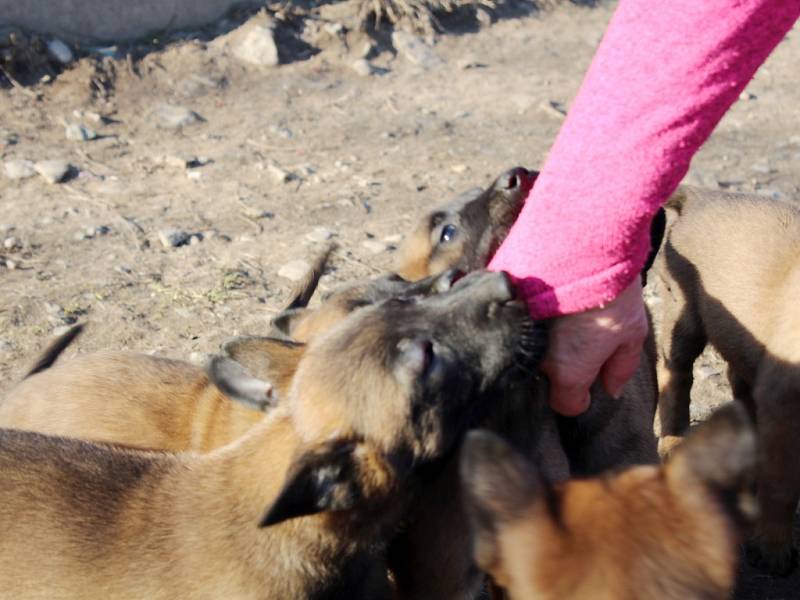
top-left (506, 175), bottom-right (519, 189)
top-left (440, 224), bottom-right (457, 243)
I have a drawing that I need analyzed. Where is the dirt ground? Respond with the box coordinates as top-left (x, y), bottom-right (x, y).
top-left (2, 2), bottom-right (800, 597)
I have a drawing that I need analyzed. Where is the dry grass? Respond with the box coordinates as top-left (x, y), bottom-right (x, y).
top-left (356, 0), bottom-right (498, 33)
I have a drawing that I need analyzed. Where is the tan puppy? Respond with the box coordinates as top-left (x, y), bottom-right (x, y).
top-left (0, 270), bottom-right (543, 599)
top-left (655, 185), bottom-right (800, 575)
top-left (0, 268), bottom-right (458, 451)
top-left (461, 402), bottom-right (758, 600)
top-left (397, 167), bottom-right (537, 280)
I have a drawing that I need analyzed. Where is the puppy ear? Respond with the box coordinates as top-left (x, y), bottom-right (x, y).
top-left (667, 402), bottom-right (757, 495)
top-left (207, 336), bottom-right (305, 409)
top-left (460, 430), bottom-right (542, 573)
top-left (269, 308), bottom-right (309, 339)
top-left (260, 440), bottom-right (394, 527)
top-left (282, 243), bottom-right (336, 311)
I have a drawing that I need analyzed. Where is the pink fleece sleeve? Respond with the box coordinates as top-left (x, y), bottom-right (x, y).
top-left (488, 0), bottom-right (800, 319)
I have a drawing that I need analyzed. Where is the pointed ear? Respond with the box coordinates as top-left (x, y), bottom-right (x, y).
top-left (460, 430), bottom-right (542, 572)
top-left (283, 243), bottom-right (336, 310)
top-left (667, 402), bottom-right (757, 493)
top-left (207, 336), bottom-right (305, 409)
top-left (260, 440), bottom-right (393, 527)
top-left (207, 354), bottom-right (278, 411)
top-left (223, 336), bottom-right (305, 393)
top-left (269, 308), bottom-right (309, 339)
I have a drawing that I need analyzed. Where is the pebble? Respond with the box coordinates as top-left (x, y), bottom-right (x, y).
top-left (278, 260), bottom-right (312, 282)
top-left (351, 58), bottom-right (373, 77)
top-left (4, 258), bottom-right (16, 270)
top-left (231, 23), bottom-right (280, 66)
top-left (4, 159), bottom-right (35, 180)
top-left (47, 39), bottom-right (74, 64)
top-left (268, 163), bottom-right (293, 184)
top-left (158, 229), bottom-right (191, 248)
top-left (3, 236), bottom-right (21, 250)
top-left (540, 99), bottom-right (567, 118)
top-left (65, 123), bottom-right (98, 141)
top-left (362, 240), bottom-right (388, 254)
top-left (73, 109), bottom-right (105, 124)
top-left (451, 164), bottom-right (468, 174)
top-left (75, 225), bottom-right (111, 240)
top-left (153, 104), bottom-right (202, 129)
top-left (391, 31), bottom-right (443, 69)
top-left (306, 227), bottom-right (335, 242)
top-left (268, 124), bottom-right (294, 139)
top-left (34, 160), bottom-right (72, 184)
top-left (383, 233), bottom-right (404, 244)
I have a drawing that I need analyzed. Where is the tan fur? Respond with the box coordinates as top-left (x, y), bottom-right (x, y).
top-left (463, 404), bottom-right (757, 600)
top-left (0, 347), bottom-right (298, 452)
top-left (0, 408), bottom-right (396, 600)
top-left (0, 271), bottom-right (534, 599)
top-left (654, 185), bottom-right (800, 574)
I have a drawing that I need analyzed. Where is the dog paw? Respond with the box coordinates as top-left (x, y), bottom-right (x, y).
top-left (657, 435), bottom-right (684, 459)
top-left (745, 540), bottom-right (797, 576)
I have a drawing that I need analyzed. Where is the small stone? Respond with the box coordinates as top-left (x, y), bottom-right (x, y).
top-left (187, 171), bottom-right (202, 181)
top-left (362, 240), bottom-right (387, 254)
top-left (268, 163), bottom-right (293, 184)
top-left (540, 99), bottom-right (567, 118)
top-left (4, 159), bottom-right (35, 180)
top-left (5, 259), bottom-right (16, 270)
top-left (232, 24), bottom-right (280, 66)
top-left (391, 31), bottom-right (442, 69)
top-left (268, 124), bottom-right (294, 139)
top-left (739, 91), bottom-right (757, 101)
top-left (3, 236), bottom-right (20, 250)
top-left (351, 58), bottom-right (373, 77)
top-left (457, 58), bottom-right (487, 70)
top-left (65, 124), bottom-right (98, 141)
top-left (34, 160), bottom-right (72, 184)
top-left (153, 104), bottom-right (202, 129)
top-left (158, 229), bottom-right (191, 248)
top-left (278, 259), bottom-right (311, 282)
top-left (189, 233), bottom-right (204, 245)
top-left (451, 164), bottom-right (468, 174)
top-left (306, 227), bottom-right (335, 242)
top-left (383, 233), bottom-right (404, 244)
top-left (47, 39), bottom-right (74, 64)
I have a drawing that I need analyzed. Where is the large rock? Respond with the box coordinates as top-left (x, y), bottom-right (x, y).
top-left (215, 20), bottom-right (279, 67)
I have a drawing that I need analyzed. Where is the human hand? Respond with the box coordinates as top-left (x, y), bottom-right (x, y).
top-left (541, 278), bottom-right (648, 416)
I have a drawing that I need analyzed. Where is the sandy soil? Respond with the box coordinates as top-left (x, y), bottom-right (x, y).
top-left (2, 3), bottom-right (800, 597)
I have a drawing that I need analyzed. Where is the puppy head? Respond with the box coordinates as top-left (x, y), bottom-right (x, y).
top-left (397, 167), bottom-right (537, 280)
top-left (287, 270), bottom-right (545, 462)
top-left (211, 270), bottom-right (545, 482)
top-left (461, 402), bottom-right (756, 599)
top-left (270, 269), bottom-right (461, 343)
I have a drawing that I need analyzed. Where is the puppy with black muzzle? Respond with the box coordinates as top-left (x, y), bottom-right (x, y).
top-left (655, 185), bottom-right (800, 575)
top-left (0, 270), bottom-right (545, 600)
